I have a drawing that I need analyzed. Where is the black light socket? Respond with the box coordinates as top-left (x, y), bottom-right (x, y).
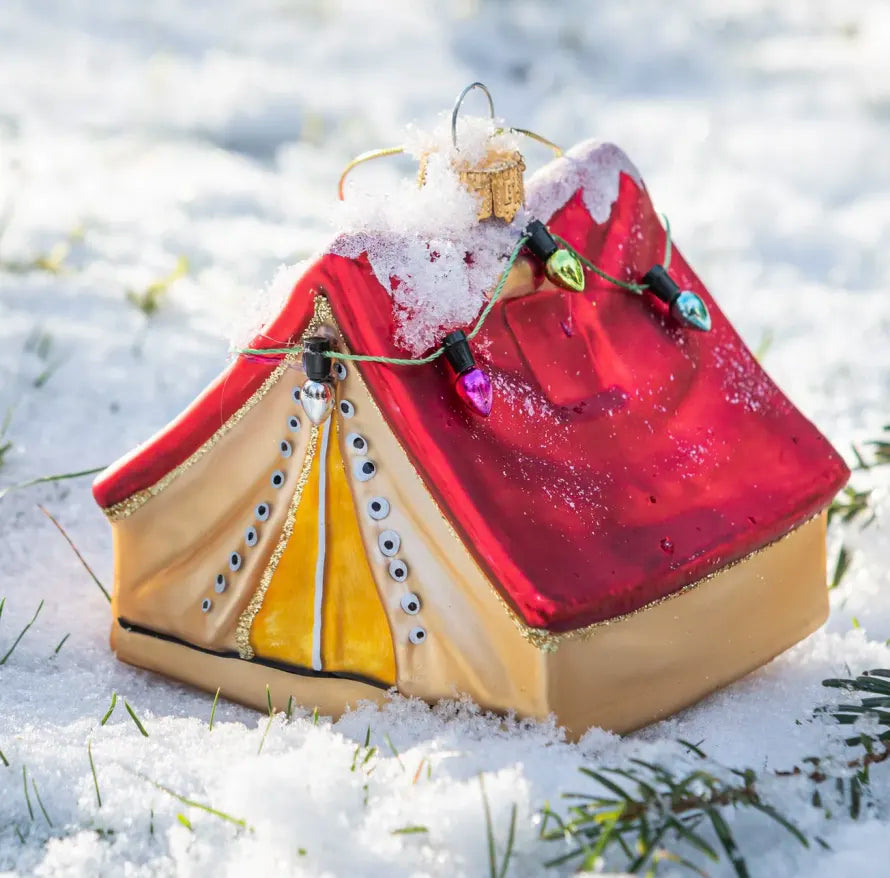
top-left (642, 265), bottom-right (681, 305)
top-left (302, 336), bottom-right (333, 382)
top-left (525, 219), bottom-right (558, 262)
top-left (442, 330), bottom-right (475, 376)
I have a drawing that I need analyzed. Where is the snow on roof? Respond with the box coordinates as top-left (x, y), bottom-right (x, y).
top-left (328, 115), bottom-right (641, 355)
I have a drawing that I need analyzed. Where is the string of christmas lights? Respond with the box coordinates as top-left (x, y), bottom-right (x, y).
top-left (236, 216), bottom-right (709, 419)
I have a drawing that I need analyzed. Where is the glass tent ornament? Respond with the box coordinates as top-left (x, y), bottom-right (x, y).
top-left (92, 83), bottom-right (848, 739)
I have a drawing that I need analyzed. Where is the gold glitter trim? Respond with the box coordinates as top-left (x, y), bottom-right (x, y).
top-left (500, 513), bottom-right (825, 652)
top-left (306, 294), bottom-right (334, 335)
top-left (102, 294), bottom-right (333, 522)
top-left (235, 423), bottom-right (320, 659)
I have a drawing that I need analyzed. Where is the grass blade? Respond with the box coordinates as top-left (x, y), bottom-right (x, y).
top-left (749, 801), bottom-right (808, 847)
top-left (131, 770), bottom-right (251, 830)
top-left (830, 545), bottom-right (852, 590)
top-left (257, 686), bottom-right (275, 754)
top-left (665, 816), bottom-right (718, 861)
top-left (209, 687), bottom-right (221, 731)
top-left (385, 734), bottom-right (404, 770)
top-left (0, 466), bottom-right (106, 501)
top-left (706, 808), bottom-right (749, 878)
top-left (498, 803), bottom-right (517, 878)
top-left (0, 599), bottom-right (44, 665)
top-left (38, 505), bottom-right (110, 602)
top-left (0, 746), bottom-right (8, 767)
top-left (578, 803), bottom-right (625, 872)
top-left (88, 739), bottom-right (102, 807)
top-left (53, 633), bottom-right (71, 655)
top-left (31, 777), bottom-right (53, 826)
top-left (678, 738), bottom-right (708, 760)
top-left (578, 767), bottom-right (633, 802)
top-left (124, 699), bottom-right (149, 736)
top-left (480, 775), bottom-right (498, 878)
top-left (100, 691), bottom-right (117, 725)
top-left (22, 766), bottom-right (34, 820)
top-left (392, 825), bottom-right (429, 835)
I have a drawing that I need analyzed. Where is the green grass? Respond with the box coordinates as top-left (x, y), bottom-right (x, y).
top-left (131, 771), bottom-right (252, 831)
top-left (0, 599), bottom-right (44, 665)
top-left (100, 692), bottom-right (118, 726)
top-left (88, 739), bottom-right (102, 808)
top-left (124, 700), bottom-right (149, 737)
top-left (22, 766), bottom-right (34, 821)
top-left (0, 466), bottom-right (106, 502)
top-left (209, 687), bottom-right (221, 731)
top-left (31, 776), bottom-right (53, 827)
top-left (126, 255), bottom-right (189, 316)
top-left (39, 505), bottom-right (111, 602)
top-left (480, 774), bottom-right (517, 878)
top-left (257, 685), bottom-right (275, 754)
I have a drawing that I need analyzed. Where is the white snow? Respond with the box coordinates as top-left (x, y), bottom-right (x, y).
top-left (331, 115), bottom-right (521, 354)
top-left (2, 0), bottom-right (890, 875)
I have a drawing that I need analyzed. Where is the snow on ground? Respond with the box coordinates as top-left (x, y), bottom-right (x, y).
top-left (1, 0), bottom-right (890, 874)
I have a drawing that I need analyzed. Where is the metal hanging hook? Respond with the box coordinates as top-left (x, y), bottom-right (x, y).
top-left (451, 82), bottom-right (496, 150)
top-left (337, 81), bottom-right (563, 200)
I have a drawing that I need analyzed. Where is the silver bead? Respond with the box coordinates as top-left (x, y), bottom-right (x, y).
top-left (300, 379), bottom-right (335, 425)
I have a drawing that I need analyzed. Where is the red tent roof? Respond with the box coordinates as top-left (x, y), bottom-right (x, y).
top-left (95, 148), bottom-right (848, 633)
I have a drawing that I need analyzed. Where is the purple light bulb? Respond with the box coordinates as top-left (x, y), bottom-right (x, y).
top-left (455, 367), bottom-right (493, 417)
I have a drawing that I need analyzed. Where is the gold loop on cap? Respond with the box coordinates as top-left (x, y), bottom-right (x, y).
top-left (506, 127), bottom-right (564, 158)
top-left (337, 146), bottom-right (405, 201)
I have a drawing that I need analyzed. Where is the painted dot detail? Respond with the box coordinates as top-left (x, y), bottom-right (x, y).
top-left (389, 559), bottom-right (408, 582)
top-left (400, 593), bottom-right (421, 615)
top-left (367, 497), bottom-right (390, 520)
top-left (379, 530), bottom-right (400, 556)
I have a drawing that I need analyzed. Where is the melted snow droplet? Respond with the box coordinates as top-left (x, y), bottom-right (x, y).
top-left (660, 537), bottom-right (675, 554)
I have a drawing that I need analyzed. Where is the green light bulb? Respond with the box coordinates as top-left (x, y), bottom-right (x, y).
top-left (545, 249), bottom-right (585, 293)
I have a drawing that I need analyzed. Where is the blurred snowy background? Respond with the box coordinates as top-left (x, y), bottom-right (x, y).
top-left (1, 0), bottom-right (890, 874)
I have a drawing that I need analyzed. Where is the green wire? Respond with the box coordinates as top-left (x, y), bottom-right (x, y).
top-left (235, 214), bottom-right (672, 366)
top-left (237, 235), bottom-right (528, 366)
top-left (552, 214), bottom-right (672, 295)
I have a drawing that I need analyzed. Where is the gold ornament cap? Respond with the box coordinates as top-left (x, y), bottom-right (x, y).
top-left (337, 82), bottom-right (562, 225)
top-left (420, 83), bottom-right (526, 223)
